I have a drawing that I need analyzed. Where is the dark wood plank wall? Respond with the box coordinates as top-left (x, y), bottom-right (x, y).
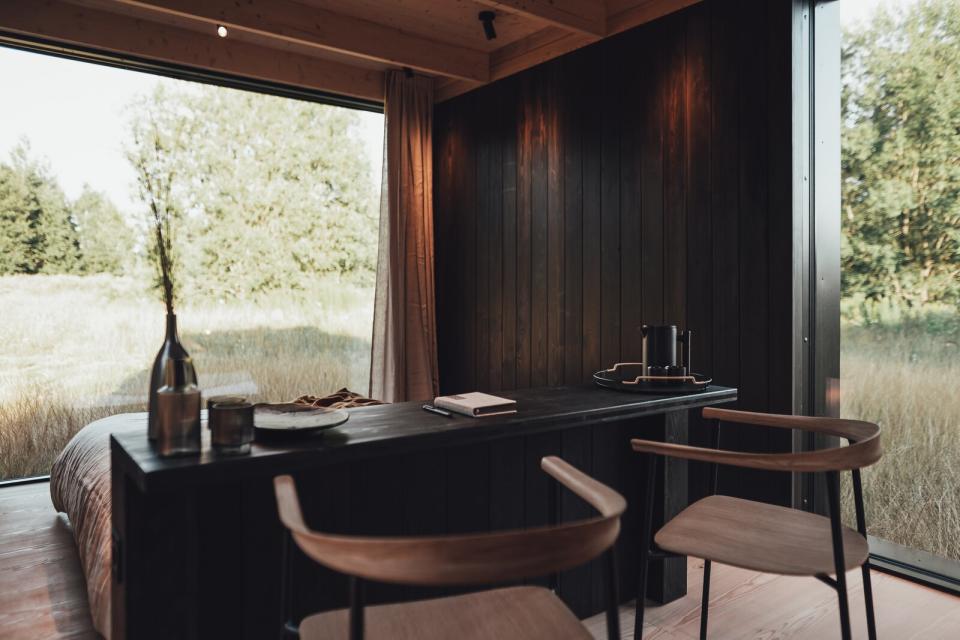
top-left (434, 0), bottom-right (794, 507)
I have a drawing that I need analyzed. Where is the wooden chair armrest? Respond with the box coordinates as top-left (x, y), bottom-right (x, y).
top-left (703, 407), bottom-right (878, 443)
top-left (274, 474), bottom-right (309, 534)
top-left (274, 461), bottom-right (626, 587)
top-left (631, 437), bottom-right (880, 472)
top-left (541, 456), bottom-right (626, 518)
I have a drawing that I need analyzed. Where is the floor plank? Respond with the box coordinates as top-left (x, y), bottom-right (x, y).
top-left (584, 558), bottom-right (960, 639)
top-left (0, 482), bottom-right (97, 640)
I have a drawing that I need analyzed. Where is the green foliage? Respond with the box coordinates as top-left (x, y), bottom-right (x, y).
top-left (0, 141), bottom-right (82, 275)
top-left (73, 185), bottom-right (135, 275)
top-left (125, 84), bottom-right (379, 302)
top-left (1, 83), bottom-right (378, 299)
top-left (842, 0), bottom-right (960, 310)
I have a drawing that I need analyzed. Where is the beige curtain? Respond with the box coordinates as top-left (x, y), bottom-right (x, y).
top-left (369, 71), bottom-right (439, 402)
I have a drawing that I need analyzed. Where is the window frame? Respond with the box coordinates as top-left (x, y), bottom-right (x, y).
top-left (795, 0), bottom-right (960, 596)
top-left (0, 31), bottom-right (384, 114)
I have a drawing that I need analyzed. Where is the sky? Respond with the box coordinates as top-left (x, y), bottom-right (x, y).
top-left (0, 0), bottom-right (915, 211)
top-left (840, 0), bottom-right (920, 27)
top-left (0, 46), bottom-right (384, 214)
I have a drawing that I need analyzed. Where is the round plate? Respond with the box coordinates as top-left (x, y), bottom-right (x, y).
top-left (593, 364), bottom-right (712, 394)
top-left (253, 403), bottom-right (349, 434)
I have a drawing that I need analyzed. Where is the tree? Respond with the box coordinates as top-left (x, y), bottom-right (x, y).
top-left (0, 141), bottom-right (81, 275)
top-left (126, 85), bottom-right (196, 306)
top-left (125, 84), bottom-right (379, 301)
top-left (73, 185), bottom-right (135, 274)
top-left (842, 0), bottom-right (960, 309)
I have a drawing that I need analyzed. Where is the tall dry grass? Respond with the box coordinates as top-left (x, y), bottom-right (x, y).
top-left (840, 320), bottom-right (960, 560)
top-left (0, 274), bottom-right (373, 480)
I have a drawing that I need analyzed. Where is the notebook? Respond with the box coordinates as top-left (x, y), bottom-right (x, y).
top-left (433, 392), bottom-right (517, 418)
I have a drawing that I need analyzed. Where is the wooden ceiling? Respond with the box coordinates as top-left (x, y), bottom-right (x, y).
top-left (0, 0), bottom-right (699, 104)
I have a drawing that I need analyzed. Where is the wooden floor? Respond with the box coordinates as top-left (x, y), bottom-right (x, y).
top-left (583, 557), bottom-right (960, 639)
top-left (0, 482), bottom-right (96, 639)
top-left (1, 482), bottom-right (957, 639)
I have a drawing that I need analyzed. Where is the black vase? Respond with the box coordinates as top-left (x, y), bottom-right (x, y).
top-left (148, 313), bottom-right (198, 440)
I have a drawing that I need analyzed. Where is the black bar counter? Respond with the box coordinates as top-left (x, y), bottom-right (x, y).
top-left (110, 384), bottom-right (736, 639)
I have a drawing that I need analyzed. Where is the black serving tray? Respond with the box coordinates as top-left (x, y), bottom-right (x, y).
top-left (593, 362), bottom-right (712, 394)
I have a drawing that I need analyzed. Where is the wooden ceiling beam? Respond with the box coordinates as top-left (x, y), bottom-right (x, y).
top-left (437, 0), bottom-right (702, 101)
top-left (490, 26), bottom-right (597, 79)
top-left (607, 0), bottom-right (701, 36)
top-left (0, 0), bottom-right (385, 102)
top-left (475, 0), bottom-right (606, 37)
top-left (106, 0), bottom-right (490, 82)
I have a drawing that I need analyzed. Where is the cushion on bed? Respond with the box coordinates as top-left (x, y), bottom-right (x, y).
top-left (50, 388), bottom-right (383, 639)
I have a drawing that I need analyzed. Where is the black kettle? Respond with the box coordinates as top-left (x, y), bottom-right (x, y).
top-left (642, 325), bottom-right (692, 377)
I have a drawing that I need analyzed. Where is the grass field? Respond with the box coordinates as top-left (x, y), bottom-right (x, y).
top-left (0, 274), bottom-right (373, 480)
top-left (841, 316), bottom-right (960, 560)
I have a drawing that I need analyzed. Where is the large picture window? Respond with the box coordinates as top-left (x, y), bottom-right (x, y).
top-left (840, 0), bottom-right (959, 563)
top-left (0, 46), bottom-right (383, 481)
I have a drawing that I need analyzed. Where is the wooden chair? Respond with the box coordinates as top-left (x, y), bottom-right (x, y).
top-left (274, 456), bottom-right (627, 640)
top-left (631, 408), bottom-right (882, 640)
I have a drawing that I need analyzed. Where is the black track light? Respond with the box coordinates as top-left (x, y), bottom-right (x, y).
top-left (479, 11), bottom-right (497, 41)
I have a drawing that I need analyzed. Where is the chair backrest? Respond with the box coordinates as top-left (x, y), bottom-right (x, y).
top-left (631, 408), bottom-right (882, 472)
top-left (274, 456), bottom-right (626, 586)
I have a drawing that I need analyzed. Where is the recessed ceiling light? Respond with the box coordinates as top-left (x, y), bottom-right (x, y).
top-left (217, 24), bottom-right (228, 38)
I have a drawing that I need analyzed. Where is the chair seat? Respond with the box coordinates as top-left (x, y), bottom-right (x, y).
top-left (655, 495), bottom-right (869, 576)
top-left (300, 585), bottom-right (593, 640)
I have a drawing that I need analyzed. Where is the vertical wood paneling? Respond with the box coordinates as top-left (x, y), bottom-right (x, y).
top-left (766, 0), bottom-right (795, 423)
top-left (348, 457), bottom-right (405, 604)
top-left (524, 431), bottom-right (562, 589)
top-left (558, 425), bottom-right (592, 617)
top-left (735, 0), bottom-right (774, 501)
top-left (476, 92), bottom-right (493, 393)
top-left (754, 0), bottom-right (793, 503)
top-left (446, 444), bottom-right (490, 534)
top-left (707, 0), bottom-right (742, 496)
top-left (663, 11), bottom-right (688, 330)
top-left (463, 100), bottom-right (479, 396)
top-left (619, 28), bottom-right (644, 363)
top-left (581, 45), bottom-right (603, 384)
top-left (530, 72), bottom-right (550, 388)
top-left (434, 107), bottom-right (457, 393)
top-left (517, 77), bottom-right (534, 390)
top-left (600, 37), bottom-right (622, 368)
top-left (502, 78), bottom-right (519, 392)
top-left (488, 90), bottom-right (505, 393)
top-left (563, 54), bottom-right (585, 385)
top-left (640, 24), bottom-right (665, 331)
top-left (435, 0), bottom-right (795, 507)
top-left (547, 60), bottom-right (566, 387)
top-left (684, 4), bottom-right (715, 501)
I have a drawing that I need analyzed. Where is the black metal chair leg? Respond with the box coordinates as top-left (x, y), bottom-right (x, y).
top-left (861, 563), bottom-right (877, 639)
top-left (280, 531), bottom-right (300, 639)
top-left (349, 576), bottom-right (365, 640)
top-left (834, 568), bottom-right (852, 640)
top-left (852, 470), bottom-right (878, 640)
top-left (826, 471), bottom-right (852, 640)
top-left (634, 454), bottom-right (658, 640)
top-left (699, 559), bottom-right (711, 640)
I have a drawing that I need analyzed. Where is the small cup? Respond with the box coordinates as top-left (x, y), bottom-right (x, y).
top-left (155, 387), bottom-right (202, 457)
top-left (208, 397), bottom-right (254, 456)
